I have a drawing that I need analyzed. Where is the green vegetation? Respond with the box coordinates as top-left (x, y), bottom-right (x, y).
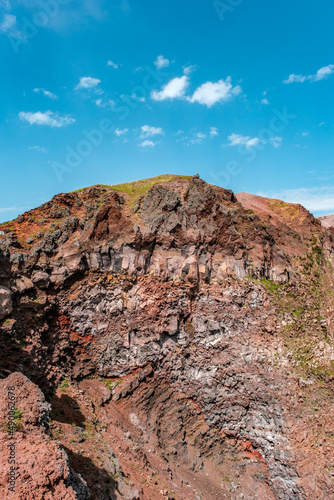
top-left (259, 278), bottom-right (286, 297)
top-left (268, 199), bottom-right (303, 221)
top-left (102, 379), bottom-right (113, 391)
top-left (60, 379), bottom-right (69, 392)
top-left (103, 378), bottom-right (122, 391)
top-left (258, 250), bottom-right (334, 381)
top-left (14, 409), bottom-right (23, 423)
top-left (73, 174), bottom-right (191, 209)
top-left (2, 409), bottom-right (24, 433)
top-left (110, 174), bottom-right (190, 197)
top-left (52, 428), bottom-right (63, 439)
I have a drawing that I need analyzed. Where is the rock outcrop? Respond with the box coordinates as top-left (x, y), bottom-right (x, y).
top-left (0, 372), bottom-right (89, 499)
top-left (0, 285), bottom-right (12, 320)
top-left (0, 174), bottom-right (334, 499)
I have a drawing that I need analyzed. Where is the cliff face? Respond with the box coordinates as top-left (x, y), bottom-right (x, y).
top-left (0, 175), bottom-right (334, 499)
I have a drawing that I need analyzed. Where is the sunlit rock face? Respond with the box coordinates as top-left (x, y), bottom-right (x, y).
top-left (1, 175), bottom-right (334, 499)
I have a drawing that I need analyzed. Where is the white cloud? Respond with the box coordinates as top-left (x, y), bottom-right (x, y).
top-left (310, 64), bottom-right (334, 82)
top-left (261, 98), bottom-right (269, 105)
top-left (28, 146), bottom-right (49, 153)
top-left (0, 13), bottom-right (16, 33)
top-left (188, 132), bottom-right (206, 145)
top-left (19, 111), bottom-right (75, 128)
top-left (283, 74), bottom-right (306, 84)
top-left (189, 77), bottom-right (242, 107)
top-left (75, 76), bottom-right (101, 90)
top-left (114, 128), bottom-right (128, 137)
top-left (139, 140), bottom-right (156, 148)
top-left (130, 93), bottom-right (146, 103)
top-left (301, 131), bottom-right (309, 136)
top-left (34, 88), bottom-right (58, 100)
top-left (228, 133), bottom-right (260, 149)
top-left (151, 73), bottom-right (241, 107)
top-left (95, 98), bottom-right (115, 108)
top-left (154, 55), bottom-right (170, 70)
top-left (151, 76), bottom-right (189, 101)
top-left (210, 127), bottom-right (219, 137)
top-left (183, 64), bottom-right (197, 76)
top-left (140, 125), bottom-right (164, 138)
top-left (257, 186), bottom-right (334, 214)
top-left (283, 65), bottom-right (334, 84)
top-left (271, 136), bottom-right (283, 148)
top-left (0, 206), bottom-right (26, 214)
top-left (107, 60), bottom-right (119, 69)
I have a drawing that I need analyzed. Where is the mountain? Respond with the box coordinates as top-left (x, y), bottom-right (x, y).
top-left (0, 174), bottom-right (334, 499)
top-left (319, 213), bottom-right (334, 229)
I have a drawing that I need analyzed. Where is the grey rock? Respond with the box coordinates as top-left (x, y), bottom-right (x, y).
top-left (0, 285), bottom-right (12, 320)
top-left (32, 271), bottom-right (50, 289)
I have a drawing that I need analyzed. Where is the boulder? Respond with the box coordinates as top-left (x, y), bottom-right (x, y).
top-left (15, 276), bottom-right (34, 293)
top-left (32, 272), bottom-right (50, 289)
top-left (50, 266), bottom-right (68, 284)
top-left (0, 286), bottom-right (12, 320)
top-left (182, 256), bottom-right (199, 283)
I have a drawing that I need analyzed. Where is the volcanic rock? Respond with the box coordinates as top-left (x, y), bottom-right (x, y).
top-left (0, 175), bottom-right (334, 499)
top-left (0, 372), bottom-right (89, 499)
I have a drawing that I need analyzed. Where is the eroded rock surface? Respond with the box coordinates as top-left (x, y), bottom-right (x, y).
top-left (0, 175), bottom-right (334, 499)
top-left (0, 372), bottom-right (89, 500)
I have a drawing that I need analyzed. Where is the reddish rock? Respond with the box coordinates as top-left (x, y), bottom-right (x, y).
top-left (0, 372), bottom-right (89, 499)
top-left (0, 285), bottom-right (12, 320)
top-left (0, 175), bottom-right (333, 499)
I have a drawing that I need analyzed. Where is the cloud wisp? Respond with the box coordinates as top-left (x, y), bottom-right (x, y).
top-left (154, 55), bottom-right (170, 70)
top-left (28, 146), bottom-right (49, 153)
top-left (228, 133), bottom-right (260, 149)
top-left (107, 60), bottom-right (119, 69)
top-left (19, 111), bottom-right (75, 127)
top-left (114, 128), bottom-right (128, 137)
top-left (140, 125), bottom-right (164, 138)
top-left (139, 140), bottom-right (157, 148)
top-left (75, 76), bottom-right (102, 91)
top-left (283, 64), bottom-right (334, 84)
top-left (34, 88), bottom-right (58, 99)
top-left (0, 13), bottom-right (16, 33)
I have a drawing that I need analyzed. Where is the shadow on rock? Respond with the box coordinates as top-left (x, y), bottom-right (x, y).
top-left (50, 393), bottom-right (86, 426)
top-left (64, 446), bottom-right (118, 500)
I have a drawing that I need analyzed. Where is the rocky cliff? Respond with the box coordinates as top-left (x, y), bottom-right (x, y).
top-left (0, 174), bottom-right (334, 499)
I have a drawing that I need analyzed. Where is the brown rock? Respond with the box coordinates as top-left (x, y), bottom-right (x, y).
top-left (0, 285), bottom-right (12, 320)
top-left (0, 373), bottom-right (89, 500)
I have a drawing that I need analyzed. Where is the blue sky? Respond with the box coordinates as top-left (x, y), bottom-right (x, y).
top-left (1, 0), bottom-right (334, 222)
